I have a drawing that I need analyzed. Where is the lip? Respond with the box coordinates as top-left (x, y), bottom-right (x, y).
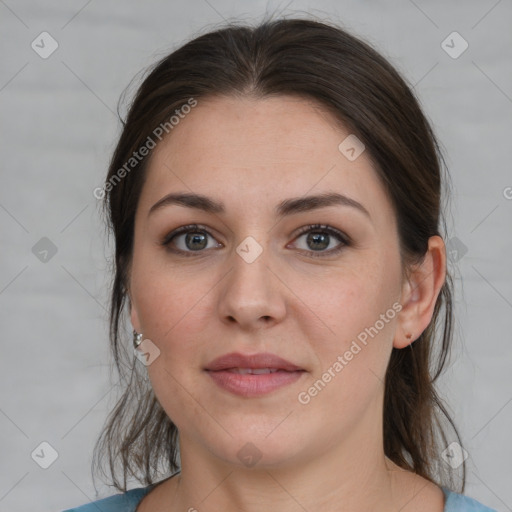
top-left (205, 352), bottom-right (303, 372)
top-left (205, 352), bottom-right (306, 397)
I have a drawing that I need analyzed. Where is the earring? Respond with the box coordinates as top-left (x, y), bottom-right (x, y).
top-left (133, 330), bottom-right (143, 349)
top-left (405, 332), bottom-right (413, 341)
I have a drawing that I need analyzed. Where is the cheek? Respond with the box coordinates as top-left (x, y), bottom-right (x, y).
top-left (306, 252), bottom-right (400, 379)
top-left (131, 268), bottom-right (215, 427)
top-left (133, 275), bottom-right (209, 349)
top-left (130, 253), bottom-right (222, 394)
top-left (296, 278), bottom-right (398, 437)
top-left (130, 238), bottom-right (209, 335)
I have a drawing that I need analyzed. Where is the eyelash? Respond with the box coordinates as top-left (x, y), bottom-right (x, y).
top-left (160, 223), bottom-right (350, 259)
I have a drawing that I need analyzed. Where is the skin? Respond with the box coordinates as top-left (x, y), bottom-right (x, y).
top-left (129, 95), bottom-right (447, 512)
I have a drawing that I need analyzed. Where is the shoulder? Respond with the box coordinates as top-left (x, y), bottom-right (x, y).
top-left (442, 487), bottom-right (497, 512)
top-left (61, 485), bottom-right (154, 512)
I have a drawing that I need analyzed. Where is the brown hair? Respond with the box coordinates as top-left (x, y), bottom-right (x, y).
top-left (92, 15), bottom-right (464, 493)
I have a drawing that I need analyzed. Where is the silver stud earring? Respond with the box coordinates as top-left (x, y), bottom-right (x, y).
top-left (133, 330), bottom-right (143, 349)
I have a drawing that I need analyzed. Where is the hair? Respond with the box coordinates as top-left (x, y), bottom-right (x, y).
top-left (92, 15), bottom-right (465, 493)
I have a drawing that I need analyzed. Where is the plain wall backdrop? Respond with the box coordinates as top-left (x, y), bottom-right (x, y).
top-left (0, 1), bottom-right (511, 511)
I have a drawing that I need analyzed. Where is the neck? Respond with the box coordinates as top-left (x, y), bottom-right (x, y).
top-left (169, 419), bottom-right (400, 512)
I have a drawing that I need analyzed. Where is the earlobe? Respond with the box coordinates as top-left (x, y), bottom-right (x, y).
top-left (393, 235), bottom-right (446, 349)
top-left (394, 277), bottom-right (420, 349)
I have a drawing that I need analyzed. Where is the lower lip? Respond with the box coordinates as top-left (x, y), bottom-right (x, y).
top-left (206, 369), bottom-right (305, 397)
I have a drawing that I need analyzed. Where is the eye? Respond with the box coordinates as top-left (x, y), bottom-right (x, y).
top-left (289, 224), bottom-right (350, 258)
top-left (161, 224), bottom-right (222, 256)
top-left (161, 223), bottom-right (350, 258)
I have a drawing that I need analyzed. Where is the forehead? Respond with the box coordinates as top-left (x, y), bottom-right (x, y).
top-left (139, 95), bottom-right (395, 224)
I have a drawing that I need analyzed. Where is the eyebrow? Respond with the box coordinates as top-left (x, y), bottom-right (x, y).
top-left (148, 191), bottom-right (371, 220)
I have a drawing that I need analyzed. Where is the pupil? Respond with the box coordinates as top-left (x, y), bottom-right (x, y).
top-left (186, 232), bottom-right (207, 250)
top-left (308, 232), bottom-right (328, 250)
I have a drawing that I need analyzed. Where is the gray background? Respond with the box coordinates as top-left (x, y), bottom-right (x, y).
top-left (0, 1), bottom-right (511, 511)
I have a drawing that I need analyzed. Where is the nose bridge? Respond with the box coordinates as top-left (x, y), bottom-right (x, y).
top-left (217, 234), bottom-right (286, 328)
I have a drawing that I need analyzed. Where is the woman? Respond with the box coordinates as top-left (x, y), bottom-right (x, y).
top-left (63, 17), bottom-right (496, 512)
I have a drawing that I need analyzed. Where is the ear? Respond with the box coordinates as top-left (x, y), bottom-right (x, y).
top-left (394, 235), bottom-right (446, 349)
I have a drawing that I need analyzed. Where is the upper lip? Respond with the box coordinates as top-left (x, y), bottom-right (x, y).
top-left (205, 352), bottom-right (303, 372)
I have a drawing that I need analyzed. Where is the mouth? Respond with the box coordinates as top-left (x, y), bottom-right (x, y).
top-left (223, 368), bottom-right (286, 374)
top-left (204, 352), bottom-right (306, 397)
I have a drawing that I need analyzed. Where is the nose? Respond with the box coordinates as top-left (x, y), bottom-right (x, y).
top-left (216, 241), bottom-right (287, 330)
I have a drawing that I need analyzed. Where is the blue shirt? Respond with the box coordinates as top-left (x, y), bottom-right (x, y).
top-left (61, 485), bottom-right (497, 511)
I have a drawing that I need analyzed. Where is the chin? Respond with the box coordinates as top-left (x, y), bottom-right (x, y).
top-left (220, 438), bottom-right (306, 471)
top-left (192, 417), bottom-right (318, 471)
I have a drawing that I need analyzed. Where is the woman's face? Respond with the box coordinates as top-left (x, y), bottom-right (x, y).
top-left (129, 95), bottom-right (406, 468)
